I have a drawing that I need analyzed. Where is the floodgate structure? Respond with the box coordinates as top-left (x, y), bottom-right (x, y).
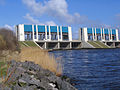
top-left (15, 24), bottom-right (81, 50)
top-left (79, 28), bottom-right (120, 48)
top-left (15, 24), bottom-right (120, 50)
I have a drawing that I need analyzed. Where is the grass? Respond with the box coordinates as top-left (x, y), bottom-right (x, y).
top-left (0, 60), bottom-right (8, 80)
top-left (24, 41), bottom-right (38, 47)
top-left (88, 41), bottom-right (101, 48)
top-left (0, 61), bottom-right (6, 66)
top-left (19, 42), bottom-right (28, 48)
top-left (19, 41), bottom-right (39, 49)
top-left (0, 51), bottom-right (20, 82)
top-left (95, 41), bottom-right (109, 48)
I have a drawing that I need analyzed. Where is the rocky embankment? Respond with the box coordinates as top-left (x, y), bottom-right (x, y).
top-left (0, 60), bottom-right (77, 90)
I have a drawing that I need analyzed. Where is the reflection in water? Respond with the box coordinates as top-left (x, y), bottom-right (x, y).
top-left (50, 49), bottom-right (120, 90)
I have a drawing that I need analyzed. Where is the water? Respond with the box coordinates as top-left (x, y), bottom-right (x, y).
top-left (50, 49), bottom-right (120, 90)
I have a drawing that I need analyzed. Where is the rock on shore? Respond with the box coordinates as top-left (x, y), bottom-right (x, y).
top-left (0, 60), bottom-right (77, 90)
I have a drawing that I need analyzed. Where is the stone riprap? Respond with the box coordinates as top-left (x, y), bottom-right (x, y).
top-left (0, 60), bottom-right (77, 90)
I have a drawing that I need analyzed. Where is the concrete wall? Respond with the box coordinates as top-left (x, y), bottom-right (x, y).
top-left (16, 24), bottom-right (72, 42)
top-left (17, 24), bottom-right (25, 41)
top-left (36, 41), bottom-right (81, 50)
top-left (68, 27), bottom-right (72, 41)
top-left (80, 27), bottom-right (119, 42)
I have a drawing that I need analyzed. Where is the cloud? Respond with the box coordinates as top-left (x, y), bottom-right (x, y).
top-left (116, 14), bottom-right (120, 17)
top-left (45, 21), bottom-right (56, 26)
top-left (114, 14), bottom-right (120, 29)
top-left (22, 0), bottom-right (89, 25)
top-left (116, 14), bottom-right (120, 22)
top-left (23, 13), bottom-right (56, 26)
top-left (23, 13), bottom-right (41, 24)
top-left (4, 24), bottom-right (13, 30)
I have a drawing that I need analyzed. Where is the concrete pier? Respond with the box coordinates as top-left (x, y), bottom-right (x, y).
top-left (15, 24), bottom-right (120, 50)
top-left (103, 41), bottom-right (120, 48)
top-left (36, 40), bottom-right (81, 50)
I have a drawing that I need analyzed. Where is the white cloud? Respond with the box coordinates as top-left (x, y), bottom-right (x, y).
top-left (116, 14), bottom-right (120, 17)
top-left (22, 0), bottom-right (89, 25)
top-left (45, 21), bottom-right (56, 26)
top-left (23, 13), bottom-right (56, 25)
top-left (4, 24), bottom-right (13, 30)
top-left (114, 14), bottom-right (120, 28)
top-left (23, 13), bottom-right (41, 24)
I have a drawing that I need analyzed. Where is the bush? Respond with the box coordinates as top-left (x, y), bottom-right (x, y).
top-left (0, 28), bottom-right (20, 51)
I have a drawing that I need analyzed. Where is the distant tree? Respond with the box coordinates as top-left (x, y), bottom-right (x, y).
top-left (0, 28), bottom-right (20, 51)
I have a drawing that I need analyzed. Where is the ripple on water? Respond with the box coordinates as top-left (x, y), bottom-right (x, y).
top-left (50, 49), bottom-right (120, 90)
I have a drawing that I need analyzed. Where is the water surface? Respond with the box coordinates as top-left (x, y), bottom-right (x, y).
top-left (50, 49), bottom-right (120, 90)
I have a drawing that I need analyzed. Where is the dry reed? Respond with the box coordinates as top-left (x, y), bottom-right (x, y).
top-left (19, 47), bottom-right (62, 76)
top-left (0, 48), bottom-right (62, 76)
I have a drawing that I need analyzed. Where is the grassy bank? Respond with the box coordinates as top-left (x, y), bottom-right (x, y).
top-left (0, 28), bottom-right (62, 82)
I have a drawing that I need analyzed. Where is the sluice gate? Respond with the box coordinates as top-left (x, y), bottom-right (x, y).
top-left (36, 41), bottom-right (81, 50)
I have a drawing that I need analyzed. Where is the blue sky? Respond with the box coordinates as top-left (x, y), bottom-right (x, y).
top-left (0, 0), bottom-right (120, 38)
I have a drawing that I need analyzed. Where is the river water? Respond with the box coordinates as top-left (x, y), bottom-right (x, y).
top-left (50, 49), bottom-right (120, 90)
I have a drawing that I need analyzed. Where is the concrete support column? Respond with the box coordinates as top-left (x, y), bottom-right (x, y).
top-left (58, 42), bottom-right (60, 49)
top-left (45, 25), bottom-right (47, 41)
top-left (18, 24), bottom-right (25, 41)
top-left (68, 27), bottom-right (72, 41)
top-left (79, 29), bottom-right (82, 41)
top-left (95, 28), bottom-right (97, 41)
top-left (101, 28), bottom-right (102, 41)
top-left (60, 26), bottom-right (63, 41)
top-left (111, 30), bottom-right (113, 41)
top-left (57, 26), bottom-right (60, 41)
top-left (116, 29), bottom-right (119, 41)
top-left (44, 42), bottom-right (47, 49)
top-left (83, 28), bottom-right (88, 42)
top-left (92, 28), bottom-right (94, 41)
top-left (32, 24), bottom-right (35, 41)
top-left (36, 25), bottom-right (38, 41)
top-left (113, 42), bottom-right (115, 47)
top-left (108, 29), bottom-right (110, 41)
top-left (49, 26), bottom-right (51, 41)
top-left (103, 28), bottom-right (105, 41)
top-left (70, 42), bottom-right (72, 49)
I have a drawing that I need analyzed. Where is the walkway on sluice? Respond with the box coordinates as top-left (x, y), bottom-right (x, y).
top-left (36, 40), bottom-right (81, 50)
top-left (19, 41), bottom-right (120, 50)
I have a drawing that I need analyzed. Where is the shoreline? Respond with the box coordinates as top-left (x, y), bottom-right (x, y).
top-left (0, 60), bottom-right (77, 90)
top-left (48, 48), bottom-right (119, 52)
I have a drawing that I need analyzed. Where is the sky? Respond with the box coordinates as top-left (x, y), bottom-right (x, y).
top-left (0, 0), bottom-right (120, 39)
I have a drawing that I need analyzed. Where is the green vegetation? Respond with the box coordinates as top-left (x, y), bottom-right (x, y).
top-left (88, 41), bottom-right (109, 48)
top-left (0, 28), bottom-right (62, 78)
top-left (24, 41), bottom-right (38, 47)
top-left (95, 41), bottom-right (109, 48)
top-left (0, 61), bottom-right (8, 78)
top-left (19, 41), bottom-right (38, 48)
top-left (19, 42), bottom-right (28, 47)
top-left (88, 41), bottom-right (101, 48)
top-left (0, 28), bottom-right (19, 82)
